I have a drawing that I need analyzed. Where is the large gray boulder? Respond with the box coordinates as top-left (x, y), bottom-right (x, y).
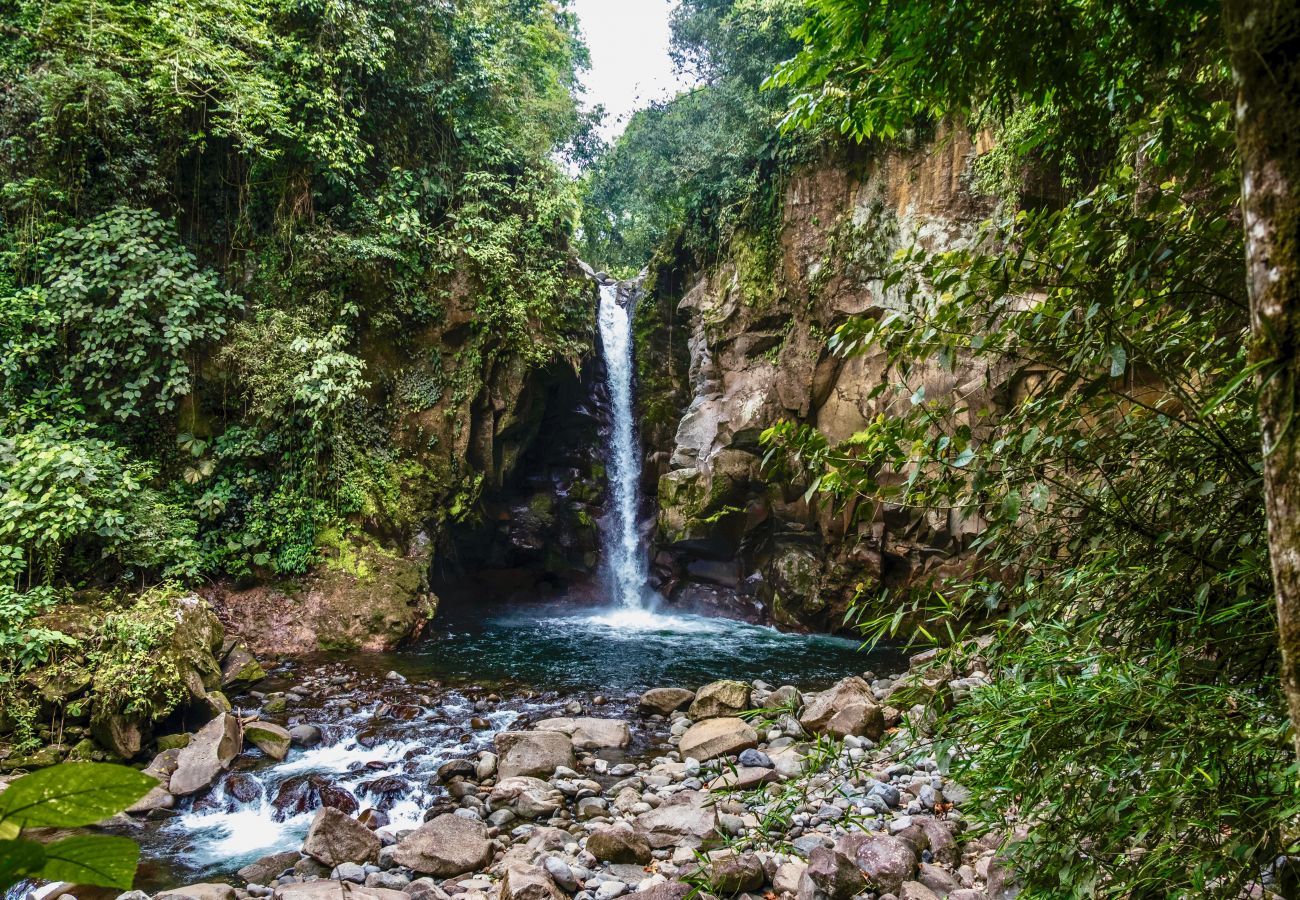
top-left (302, 806), bottom-right (381, 867)
top-left (391, 813), bottom-right (494, 876)
top-left (495, 730), bottom-right (575, 779)
top-left (798, 677), bottom-right (885, 740)
top-left (852, 834), bottom-right (918, 895)
top-left (156, 884), bottom-right (236, 900)
top-left (532, 717), bottom-right (630, 750)
top-left (632, 790), bottom-right (720, 849)
top-left (237, 850), bottom-right (302, 885)
top-left (170, 713), bottom-right (242, 796)
top-left (586, 827), bottom-right (652, 864)
top-left (245, 721), bottom-right (292, 761)
top-left (639, 688), bottom-right (695, 716)
top-left (274, 883), bottom-right (408, 900)
top-left (679, 717), bottom-right (757, 761)
top-left (688, 680), bottom-right (751, 719)
top-left (487, 776), bottom-right (565, 819)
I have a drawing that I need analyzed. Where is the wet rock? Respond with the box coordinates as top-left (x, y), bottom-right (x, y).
top-left (798, 677), bottom-right (884, 741)
top-left (640, 688), bottom-right (695, 716)
top-left (358, 774), bottom-right (410, 811)
top-left (225, 772), bottom-right (265, 804)
top-left (302, 806), bottom-right (381, 866)
top-left (391, 813), bottom-right (494, 876)
top-left (532, 717), bottom-right (630, 750)
top-left (437, 759), bottom-right (478, 782)
top-left (170, 713), bottom-right (243, 796)
top-left (688, 680), bottom-right (751, 720)
top-left (500, 863), bottom-right (566, 900)
top-left (238, 850), bottom-right (302, 885)
top-left (495, 731), bottom-right (575, 779)
top-left (852, 835), bottom-right (918, 895)
top-left (632, 790), bottom-right (720, 849)
top-left (678, 717), bottom-right (758, 762)
top-left (358, 808), bottom-right (390, 830)
top-left (488, 776), bottom-right (565, 819)
top-left (710, 854), bottom-right (764, 895)
top-left (221, 644), bottom-right (266, 693)
top-left (246, 721), bottom-right (292, 761)
top-left (288, 725), bottom-right (322, 748)
top-left (587, 827), bottom-right (652, 864)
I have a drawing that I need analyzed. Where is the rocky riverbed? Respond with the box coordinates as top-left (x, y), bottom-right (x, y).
top-left (59, 646), bottom-right (1018, 900)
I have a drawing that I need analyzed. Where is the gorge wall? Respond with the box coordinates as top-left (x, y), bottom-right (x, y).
top-left (637, 127), bottom-right (1012, 633)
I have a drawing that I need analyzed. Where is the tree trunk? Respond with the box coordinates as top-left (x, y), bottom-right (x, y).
top-left (1225, 0), bottom-right (1300, 757)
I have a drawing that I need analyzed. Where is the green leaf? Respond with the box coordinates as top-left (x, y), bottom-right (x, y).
top-left (40, 835), bottom-right (140, 889)
top-left (0, 763), bottom-right (156, 829)
top-left (0, 838), bottom-right (45, 891)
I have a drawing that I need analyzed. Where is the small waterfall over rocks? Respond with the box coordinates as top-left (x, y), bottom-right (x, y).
top-left (597, 281), bottom-right (652, 611)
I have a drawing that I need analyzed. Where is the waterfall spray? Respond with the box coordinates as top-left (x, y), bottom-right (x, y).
top-left (597, 282), bottom-right (651, 610)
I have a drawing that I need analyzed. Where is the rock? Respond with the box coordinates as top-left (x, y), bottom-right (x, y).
top-left (488, 776), bottom-right (565, 819)
top-left (333, 862), bottom-right (367, 883)
top-left (221, 644), bottom-right (266, 693)
top-left (915, 819), bottom-right (959, 868)
top-left (632, 790), bottom-right (720, 849)
top-left (639, 688), bottom-right (695, 716)
top-left (532, 717), bottom-right (630, 750)
top-left (799, 846), bottom-right (865, 900)
top-left (156, 733), bottom-right (192, 751)
top-left (246, 721), bottom-right (292, 761)
top-left (366, 872), bottom-right (412, 891)
top-left (91, 713), bottom-right (148, 761)
top-left (710, 854), bottom-right (764, 895)
top-left (899, 884), bottom-right (940, 900)
top-left (273, 882), bottom-right (408, 900)
top-left (679, 717), bottom-right (758, 761)
top-left (736, 749), bottom-right (772, 768)
top-left (238, 850), bottom-right (302, 885)
top-left (437, 759), bottom-right (478, 782)
top-left (627, 883), bottom-right (692, 900)
top-left (852, 835), bottom-right (918, 895)
top-left (157, 884), bottom-right (236, 900)
top-left (986, 855), bottom-right (1022, 899)
top-left (302, 806), bottom-right (381, 866)
top-left (406, 877), bottom-right (453, 900)
top-left (798, 677), bottom-right (885, 740)
top-left (688, 680), bottom-right (751, 719)
top-left (288, 724), bottom-right (322, 748)
top-left (495, 730), bottom-right (575, 779)
top-left (225, 772), bottom-right (264, 804)
top-left (126, 747), bottom-right (181, 814)
top-left (391, 813), bottom-right (494, 876)
top-left (915, 864), bottom-right (959, 895)
top-left (170, 713), bottom-right (243, 795)
top-left (707, 767), bottom-right (777, 791)
top-left (501, 864), bottom-right (566, 900)
top-left (587, 827), bottom-right (652, 864)
top-left (773, 861), bottom-right (807, 896)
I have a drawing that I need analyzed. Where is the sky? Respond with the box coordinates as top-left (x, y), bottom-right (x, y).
top-left (570, 0), bottom-right (696, 143)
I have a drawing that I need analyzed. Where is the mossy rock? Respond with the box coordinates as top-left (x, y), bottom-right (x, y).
top-left (1, 743), bottom-right (67, 771)
top-left (157, 733), bottom-right (193, 751)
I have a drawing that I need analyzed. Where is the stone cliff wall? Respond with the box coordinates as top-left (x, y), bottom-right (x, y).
top-left (639, 128), bottom-right (1009, 632)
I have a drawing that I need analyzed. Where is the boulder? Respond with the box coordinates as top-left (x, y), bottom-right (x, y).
top-left (156, 884), bottom-right (236, 900)
top-left (639, 688), bottom-right (695, 716)
top-left (798, 846), bottom-right (865, 900)
top-left (707, 766), bottom-right (777, 791)
top-left (391, 813), bottom-right (494, 876)
top-left (688, 680), bottom-right (751, 719)
top-left (495, 730), bottom-right (574, 779)
top-left (288, 724), bottom-right (322, 748)
top-left (170, 713), bottom-right (242, 796)
top-left (220, 644), bottom-right (266, 693)
top-left (632, 790), bottom-right (720, 849)
top-left (246, 721), bottom-right (292, 761)
top-left (710, 854), bottom-right (764, 894)
top-left (237, 850), bottom-right (302, 885)
top-left (773, 860), bottom-right (808, 896)
top-left (628, 884), bottom-right (692, 900)
top-left (532, 717), bottom-right (630, 750)
top-left (500, 864), bottom-right (566, 900)
top-left (302, 806), bottom-right (381, 867)
top-left (798, 677), bottom-right (885, 740)
top-left (899, 883), bottom-right (941, 900)
top-left (127, 747), bottom-right (181, 814)
top-left (679, 717), bottom-right (758, 761)
top-left (274, 883), bottom-right (408, 900)
top-left (90, 712), bottom-right (148, 760)
top-left (586, 827), bottom-right (652, 864)
top-left (852, 834), bottom-right (918, 895)
top-left (487, 776), bottom-right (565, 819)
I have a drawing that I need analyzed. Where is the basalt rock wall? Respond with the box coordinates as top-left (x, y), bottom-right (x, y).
top-left (639, 128), bottom-right (1012, 632)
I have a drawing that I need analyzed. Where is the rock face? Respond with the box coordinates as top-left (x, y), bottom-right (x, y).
top-left (799, 677), bottom-right (885, 740)
top-left (170, 713), bottom-right (242, 795)
top-left (679, 717), bottom-right (758, 761)
top-left (302, 807), bottom-right (382, 867)
top-left (532, 717), bottom-right (630, 750)
top-left (391, 813), bottom-right (494, 876)
top-left (638, 129), bottom-right (1000, 631)
top-left (495, 730), bottom-right (575, 779)
top-left (639, 687), bottom-right (695, 715)
top-left (687, 680), bottom-right (751, 719)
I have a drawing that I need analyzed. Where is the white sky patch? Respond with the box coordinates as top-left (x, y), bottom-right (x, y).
top-left (571, 0), bottom-right (697, 144)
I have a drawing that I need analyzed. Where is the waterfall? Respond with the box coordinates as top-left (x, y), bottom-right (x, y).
top-left (597, 281), bottom-right (651, 610)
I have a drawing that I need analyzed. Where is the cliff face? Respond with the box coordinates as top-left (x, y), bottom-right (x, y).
top-left (640, 128), bottom-right (1008, 632)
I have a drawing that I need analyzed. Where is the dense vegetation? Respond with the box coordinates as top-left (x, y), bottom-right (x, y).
top-left (0, 0), bottom-right (594, 662)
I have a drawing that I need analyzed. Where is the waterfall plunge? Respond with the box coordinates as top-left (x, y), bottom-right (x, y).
top-left (597, 282), bottom-right (651, 611)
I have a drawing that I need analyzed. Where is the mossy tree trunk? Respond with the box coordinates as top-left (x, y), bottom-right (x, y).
top-left (1226, 0), bottom-right (1300, 757)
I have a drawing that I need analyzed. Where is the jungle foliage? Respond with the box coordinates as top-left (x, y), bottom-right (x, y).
top-left (0, 0), bottom-right (595, 657)
top-left (757, 0), bottom-right (1300, 895)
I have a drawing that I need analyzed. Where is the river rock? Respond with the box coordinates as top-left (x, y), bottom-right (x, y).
top-left (627, 883), bottom-right (692, 900)
top-left (774, 860), bottom-right (808, 896)
top-left (302, 806), bottom-right (381, 866)
top-left (798, 677), bottom-right (884, 740)
top-left (157, 884), bottom-right (236, 900)
top-left (495, 730), bottom-right (575, 779)
top-left (586, 826), bottom-right (652, 864)
top-left (488, 776), bottom-right (565, 819)
top-left (852, 834), bottom-right (918, 895)
top-left (391, 813), bottom-right (494, 876)
top-left (639, 688), bottom-right (695, 716)
top-left (707, 766), bottom-right (776, 791)
top-left (679, 717), bottom-right (757, 761)
top-left (688, 680), bottom-right (751, 719)
top-left (632, 790), bottom-right (719, 849)
top-left (710, 854), bottom-right (764, 894)
top-left (500, 863), bottom-right (566, 900)
top-left (288, 724), bottom-right (322, 748)
top-left (532, 717), bottom-right (630, 750)
top-left (127, 747), bottom-right (181, 814)
top-left (274, 883), bottom-right (409, 900)
top-left (246, 721), bottom-right (292, 761)
top-left (237, 850), bottom-right (302, 885)
top-left (170, 713), bottom-right (243, 796)
top-left (799, 846), bottom-right (865, 900)
top-left (221, 644), bottom-right (266, 693)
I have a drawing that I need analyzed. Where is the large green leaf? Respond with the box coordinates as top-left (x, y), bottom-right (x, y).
top-left (40, 835), bottom-right (140, 889)
top-left (0, 838), bottom-right (45, 892)
top-left (0, 763), bottom-right (156, 829)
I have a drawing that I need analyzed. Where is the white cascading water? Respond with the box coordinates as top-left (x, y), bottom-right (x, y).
top-left (597, 282), bottom-right (652, 611)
